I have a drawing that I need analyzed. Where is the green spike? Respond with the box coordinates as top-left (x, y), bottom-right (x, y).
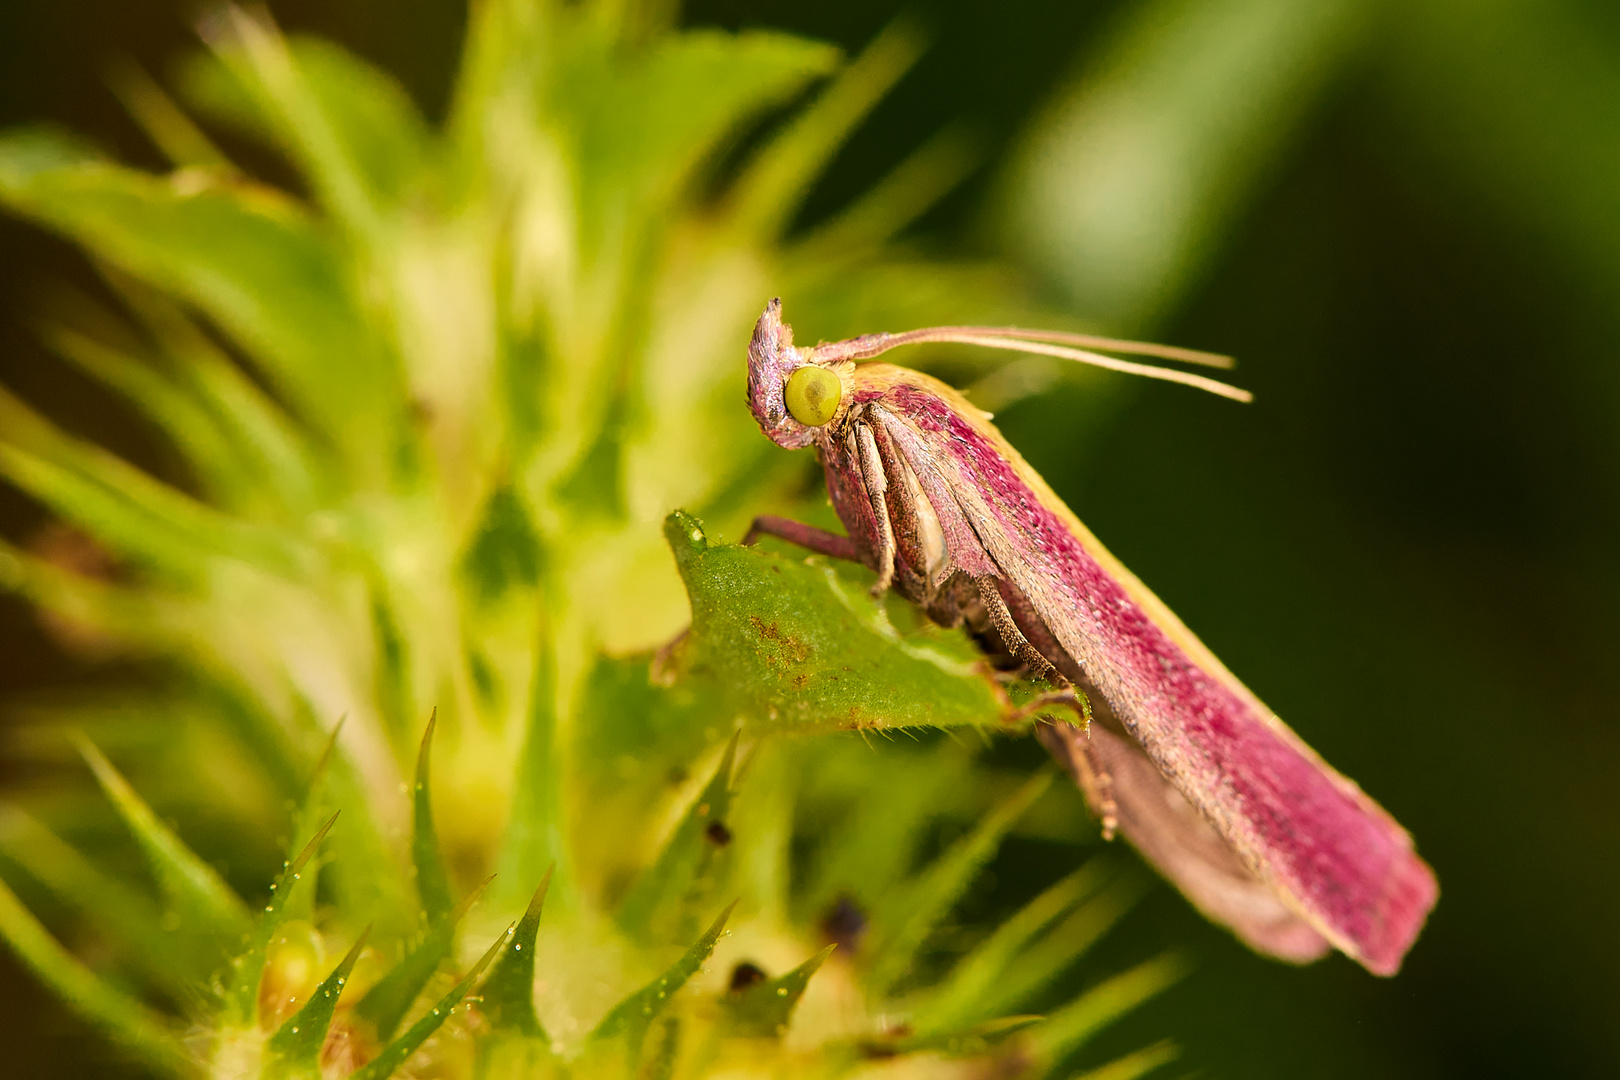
top-left (479, 868), bottom-right (552, 1038)
top-left (722, 944), bottom-right (835, 1039)
top-left (105, 58), bottom-right (234, 172)
top-left (353, 875), bottom-right (493, 1043)
top-left (1069, 1039), bottom-right (1180, 1080)
top-left (0, 804), bottom-right (199, 996)
top-left (1026, 955), bottom-right (1189, 1066)
top-left (79, 737), bottom-right (251, 956)
top-left (867, 769), bottom-right (1054, 995)
top-left (793, 121), bottom-right (985, 257)
top-left (100, 274), bottom-right (319, 515)
top-left (412, 710), bottom-right (453, 923)
top-left (801, 741), bottom-right (974, 921)
top-left (591, 901), bottom-right (736, 1055)
top-left (858, 1014), bottom-right (1044, 1060)
top-left (351, 923), bottom-right (512, 1080)
top-left (224, 812), bottom-right (338, 1026)
top-left (917, 860), bottom-right (1112, 1032)
top-left (292, 716), bottom-right (412, 939)
top-left (641, 1017), bottom-right (681, 1080)
top-left (0, 390), bottom-right (303, 576)
top-left (0, 535), bottom-right (161, 646)
top-left (967, 870), bottom-right (1152, 1025)
top-left (722, 738), bottom-right (795, 926)
top-left (728, 15), bottom-right (927, 236)
top-left (202, 16), bottom-right (432, 232)
top-left (616, 731), bottom-right (739, 941)
top-left (0, 876), bottom-right (189, 1078)
top-left (42, 325), bottom-right (247, 498)
top-left (281, 722), bottom-right (345, 929)
top-left (264, 928), bottom-right (371, 1079)
top-left (493, 615), bottom-right (570, 917)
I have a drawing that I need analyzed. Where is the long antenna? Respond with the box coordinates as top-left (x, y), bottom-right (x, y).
top-left (808, 326), bottom-right (1252, 403)
top-left (880, 325), bottom-right (1234, 369)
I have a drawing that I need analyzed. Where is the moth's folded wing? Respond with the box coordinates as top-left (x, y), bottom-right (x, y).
top-left (1038, 720), bottom-right (1331, 964)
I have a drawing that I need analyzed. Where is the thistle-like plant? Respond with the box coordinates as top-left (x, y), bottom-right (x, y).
top-left (0, 3), bottom-right (1180, 1077)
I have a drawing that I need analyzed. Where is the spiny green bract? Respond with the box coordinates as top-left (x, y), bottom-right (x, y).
top-left (0, 2), bottom-right (1178, 1078)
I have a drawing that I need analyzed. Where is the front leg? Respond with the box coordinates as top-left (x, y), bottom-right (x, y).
top-left (742, 515), bottom-right (862, 562)
top-left (852, 424), bottom-right (897, 595)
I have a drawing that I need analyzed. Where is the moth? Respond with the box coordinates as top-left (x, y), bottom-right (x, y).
top-left (743, 299), bottom-right (1437, 975)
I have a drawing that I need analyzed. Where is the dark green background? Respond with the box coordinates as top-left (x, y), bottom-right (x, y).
top-left (2, 2), bottom-right (1616, 1077)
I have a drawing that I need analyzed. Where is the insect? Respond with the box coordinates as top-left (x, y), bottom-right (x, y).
top-left (743, 299), bottom-right (1437, 975)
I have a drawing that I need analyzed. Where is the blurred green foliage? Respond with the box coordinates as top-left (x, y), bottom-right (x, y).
top-left (0, 0), bottom-right (1617, 1078)
top-left (0, 2), bottom-right (1172, 1078)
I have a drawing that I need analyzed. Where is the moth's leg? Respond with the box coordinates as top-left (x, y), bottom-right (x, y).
top-left (1033, 722), bottom-right (1119, 840)
top-left (866, 419), bottom-right (929, 585)
top-left (1075, 736), bottom-right (1119, 841)
top-left (742, 515), bottom-right (862, 562)
top-left (852, 423), bottom-right (897, 595)
top-left (1007, 687), bottom-right (1092, 733)
top-left (974, 574), bottom-right (1061, 683)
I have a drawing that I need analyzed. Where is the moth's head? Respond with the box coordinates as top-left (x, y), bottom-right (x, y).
top-left (747, 298), bottom-right (847, 450)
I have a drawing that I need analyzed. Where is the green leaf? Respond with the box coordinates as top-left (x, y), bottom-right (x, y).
top-left (352, 924), bottom-right (512, 1080)
top-left (478, 868), bottom-right (551, 1038)
top-left (1026, 955), bottom-right (1189, 1065)
top-left (224, 812), bottom-right (337, 1026)
top-left (1069, 1040), bottom-right (1180, 1080)
top-left (264, 929), bottom-right (370, 1079)
top-left (867, 769), bottom-right (1054, 995)
top-left (190, 25), bottom-right (429, 220)
top-left (411, 711), bottom-right (453, 923)
top-left (0, 876), bottom-right (189, 1078)
top-left (721, 944), bottom-right (834, 1039)
top-left (615, 731), bottom-right (738, 942)
top-left (566, 28), bottom-right (841, 256)
top-left (353, 876), bottom-right (492, 1044)
top-left (590, 901), bottom-right (736, 1055)
top-left (79, 738), bottom-right (251, 959)
top-left (664, 511), bottom-right (1004, 735)
top-left (0, 126), bottom-right (100, 178)
top-left (0, 136), bottom-right (394, 451)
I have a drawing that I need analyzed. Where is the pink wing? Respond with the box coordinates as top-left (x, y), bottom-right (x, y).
top-left (859, 371), bottom-right (1436, 975)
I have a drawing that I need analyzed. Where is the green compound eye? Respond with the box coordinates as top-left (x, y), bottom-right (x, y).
top-left (784, 365), bottom-right (842, 427)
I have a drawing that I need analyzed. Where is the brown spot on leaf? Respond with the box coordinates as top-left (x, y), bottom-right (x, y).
top-left (747, 614), bottom-right (810, 666)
